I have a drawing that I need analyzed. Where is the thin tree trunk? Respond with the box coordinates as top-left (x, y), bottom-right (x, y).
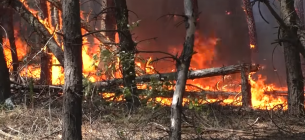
top-left (295, 0), bottom-right (305, 77)
top-left (6, 8), bottom-right (19, 81)
top-left (114, 0), bottom-right (140, 108)
top-left (61, 0), bottom-right (83, 139)
top-left (170, 1), bottom-right (197, 139)
top-left (281, 0), bottom-right (304, 115)
top-left (39, 0), bottom-right (52, 85)
top-left (0, 15), bottom-right (12, 102)
top-left (241, 64), bottom-right (251, 107)
top-left (242, 0), bottom-right (258, 51)
top-left (105, 0), bottom-right (116, 41)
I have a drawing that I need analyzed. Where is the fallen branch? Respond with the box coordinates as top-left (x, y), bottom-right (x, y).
top-left (94, 63), bottom-right (260, 88)
top-left (6, 0), bottom-right (64, 66)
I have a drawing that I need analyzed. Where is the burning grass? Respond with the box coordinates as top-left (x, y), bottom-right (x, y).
top-left (0, 95), bottom-right (304, 140)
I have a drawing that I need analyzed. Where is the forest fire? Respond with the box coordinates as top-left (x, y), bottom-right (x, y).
top-left (2, 0), bottom-right (289, 110)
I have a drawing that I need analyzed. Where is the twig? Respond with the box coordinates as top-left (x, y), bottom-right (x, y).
top-left (0, 130), bottom-right (20, 139)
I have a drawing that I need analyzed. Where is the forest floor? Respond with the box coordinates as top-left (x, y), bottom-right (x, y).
top-left (0, 94), bottom-right (304, 140)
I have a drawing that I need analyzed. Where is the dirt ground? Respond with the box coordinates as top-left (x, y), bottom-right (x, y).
top-left (0, 95), bottom-right (304, 140)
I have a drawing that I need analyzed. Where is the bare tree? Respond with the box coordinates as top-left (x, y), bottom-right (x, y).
top-left (39, 0), bottom-right (52, 85)
top-left (114, 0), bottom-right (140, 108)
top-left (0, 12), bottom-right (12, 102)
top-left (61, 0), bottom-right (83, 139)
top-left (170, 0), bottom-right (197, 139)
top-left (105, 0), bottom-right (116, 41)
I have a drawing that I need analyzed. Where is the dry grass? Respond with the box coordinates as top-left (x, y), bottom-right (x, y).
top-left (0, 95), bottom-right (304, 140)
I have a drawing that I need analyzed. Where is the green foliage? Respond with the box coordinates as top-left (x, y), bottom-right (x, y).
top-left (127, 20), bottom-right (141, 30)
top-left (187, 95), bottom-right (204, 112)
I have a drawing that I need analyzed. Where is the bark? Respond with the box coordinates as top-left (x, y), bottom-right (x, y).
top-left (94, 63), bottom-right (259, 89)
top-left (281, 0), bottom-right (304, 115)
top-left (0, 18), bottom-right (12, 102)
top-left (61, 0), bottom-right (83, 139)
top-left (5, 8), bottom-right (19, 81)
top-left (5, 0), bottom-right (64, 66)
top-left (242, 0), bottom-right (258, 51)
top-left (241, 64), bottom-right (251, 107)
top-left (46, 0), bottom-right (113, 44)
top-left (39, 0), bottom-right (52, 85)
top-left (114, 0), bottom-right (139, 107)
top-left (105, 0), bottom-right (116, 40)
top-left (170, 1), bottom-right (196, 139)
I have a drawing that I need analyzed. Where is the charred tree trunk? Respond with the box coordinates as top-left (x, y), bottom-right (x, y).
top-left (241, 64), bottom-right (251, 107)
top-left (170, 1), bottom-right (196, 139)
top-left (39, 0), bottom-right (52, 85)
top-left (114, 0), bottom-right (140, 108)
top-left (281, 0), bottom-right (304, 115)
top-left (0, 17), bottom-right (12, 102)
top-left (5, 8), bottom-right (19, 81)
top-left (105, 0), bottom-right (116, 41)
top-left (242, 0), bottom-right (258, 51)
top-left (61, 0), bottom-right (83, 139)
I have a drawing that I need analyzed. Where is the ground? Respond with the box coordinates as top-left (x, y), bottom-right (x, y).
top-left (0, 94), bottom-right (304, 140)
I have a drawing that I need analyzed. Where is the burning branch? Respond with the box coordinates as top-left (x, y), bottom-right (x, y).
top-left (4, 0), bottom-right (65, 66)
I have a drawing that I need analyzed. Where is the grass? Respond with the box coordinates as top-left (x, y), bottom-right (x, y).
top-left (0, 93), bottom-right (304, 140)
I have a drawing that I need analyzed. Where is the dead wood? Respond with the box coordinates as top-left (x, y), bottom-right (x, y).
top-left (6, 0), bottom-right (65, 66)
top-left (94, 63), bottom-right (260, 89)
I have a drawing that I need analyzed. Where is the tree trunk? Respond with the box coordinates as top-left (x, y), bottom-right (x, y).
top-left (114, 0), bottom-right (140, 108)
top-left (241, 64), bottom-right (251, 107)
top-left (39, 0), bottom-right (52, 85)
top-left (281, 0), bottom-right (304, 115)
top-left (170, 1), bottom-right (196, 139)
top-left (105, 0), bottom-right (116, 41)
top-left (5, 8), bottom-right (19, 81)
top-left (61, 0), bottom-right (83, 139)
top-left (242, 0), bottom-right (258, 51)
top-left (6, 0), bottom-right (65, 66)
top-left (0, 16), bottom-right (12, 102)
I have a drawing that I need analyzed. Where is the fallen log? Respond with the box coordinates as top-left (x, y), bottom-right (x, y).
top-left (94, 63), bottom-right (260, 89)
top-left (47, 0), bottom-right (113, 44)
top-left (6, 0), bottom-right (64, 66)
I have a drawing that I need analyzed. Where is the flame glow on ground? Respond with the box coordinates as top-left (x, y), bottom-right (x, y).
top-left (3, 0), bottom-right (289, 110)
